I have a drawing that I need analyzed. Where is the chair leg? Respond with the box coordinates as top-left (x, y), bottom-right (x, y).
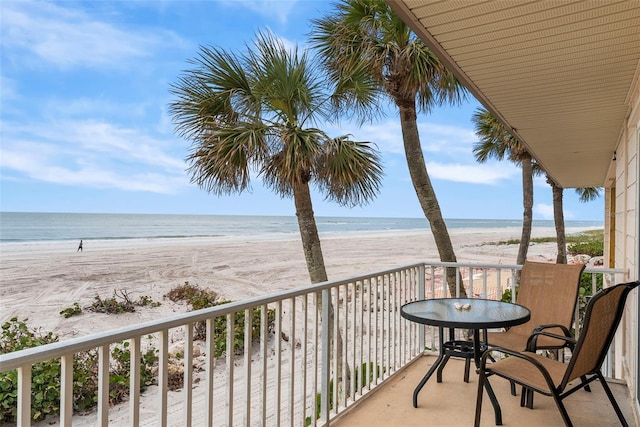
top-left (464, 357), bottom-right (471, 383)
top-left (519, 386), bottom-right (535, 408)
top-left (474, 369), bottom-right (486, 427)
top-left (596, 372), bottom-right (629, 427)
top-left (551, 392), bottom-right (574, 427)
top-left (581, 375), bottom-right (591, 393)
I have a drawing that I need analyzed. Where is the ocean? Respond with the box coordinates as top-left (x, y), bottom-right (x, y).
top-left (0, 212), bottom-right (604, 244)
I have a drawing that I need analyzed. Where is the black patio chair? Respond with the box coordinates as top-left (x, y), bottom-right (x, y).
top-left (474, 280), bottom-right (640, 427)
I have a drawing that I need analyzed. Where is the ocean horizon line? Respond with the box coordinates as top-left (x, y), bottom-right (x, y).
top-left (0, 212), bottom-right (604, 244)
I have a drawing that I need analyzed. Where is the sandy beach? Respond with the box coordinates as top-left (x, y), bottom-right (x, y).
top-left (0, 226), bottom-right (595, 341)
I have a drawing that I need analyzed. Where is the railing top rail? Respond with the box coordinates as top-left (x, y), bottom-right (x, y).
top-left (0, 261), bottom-right (624, 371)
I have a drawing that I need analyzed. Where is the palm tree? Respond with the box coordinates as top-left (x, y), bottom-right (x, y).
top-left (549, 180), bottom-right (602, 264)
top-left (170, 31), bottom-right (383, 399)
top-left (472, 108), bottom-right (534, 267)
top-left (472, 108), bottom-right (602, 265)
top-left (310, 0), bottom-right (469, 297)
top-left (169, 31), bottom-right (383, 284)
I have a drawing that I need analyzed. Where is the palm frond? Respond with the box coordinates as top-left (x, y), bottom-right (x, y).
top-left (316, 135), bottom-right (383, 206)
top-left (576, 187), bottom-right (602, 202)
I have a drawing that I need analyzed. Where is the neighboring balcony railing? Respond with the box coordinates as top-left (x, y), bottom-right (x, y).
top-left (0, 262), bottom-right (625, 426)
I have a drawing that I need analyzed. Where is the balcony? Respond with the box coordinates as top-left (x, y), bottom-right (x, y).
top-left (332, 355), bottom-right (636, 426)
top-left (1, 262), bottom-right (634, 426)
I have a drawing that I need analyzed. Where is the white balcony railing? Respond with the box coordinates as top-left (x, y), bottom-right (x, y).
top-left (0, 262), bottom-right (624, 426)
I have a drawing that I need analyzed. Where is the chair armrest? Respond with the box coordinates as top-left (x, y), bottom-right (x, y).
top-left (526, 327), bottom-right (577, 352)
top-left (531, 323), bottom-right (572, 336)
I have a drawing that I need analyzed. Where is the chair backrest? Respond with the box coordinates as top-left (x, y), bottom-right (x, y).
top-left (510, 261), bottom-right (586, 338)
top-left (562, 281), bottom-right (640, 388)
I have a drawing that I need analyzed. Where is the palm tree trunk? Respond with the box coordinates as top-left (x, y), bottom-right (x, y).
top-left (293, 182), bottom-right (328, 283)
top-left (397, 99), bottom-right (466, 298)
top-left (548, 177), bottom-right (567, 263)
top-left (292, 182), bottom-right (350, 397)
top-left (517, 154), bottom-right (534, 267)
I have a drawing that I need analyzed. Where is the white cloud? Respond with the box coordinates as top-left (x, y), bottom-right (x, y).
top-left (330, 119), bottom-right (477, 156)
top-left (426, 162), bottom-right (517, 184)
top-left (0, 1), bottom-right (186, 69)
top-left (323, 118), bottom-right (518, 185)
top-left (534, 203), bottom-right (554, 220)
top-left (0, 119), bottom-right (188, 194)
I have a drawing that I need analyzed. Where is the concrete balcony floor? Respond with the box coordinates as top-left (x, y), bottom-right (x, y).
top-left (333, 355), bottom-right (638, 427)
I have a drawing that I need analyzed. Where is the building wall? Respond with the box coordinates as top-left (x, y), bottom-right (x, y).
top-left (610, 74), bottom-right (639, 419)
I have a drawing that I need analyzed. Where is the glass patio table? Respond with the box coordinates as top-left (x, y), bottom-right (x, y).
top-left (401, 298), bottom-right (530, 422)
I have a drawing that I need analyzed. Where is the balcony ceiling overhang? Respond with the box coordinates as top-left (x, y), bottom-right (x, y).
top-left (386, 0), bottom-right (640, 188)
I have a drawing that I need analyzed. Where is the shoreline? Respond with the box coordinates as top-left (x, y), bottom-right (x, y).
top-left (0, 224), bottom-right (597, 252)
top-left (0, 226), bottom-right (598, 341)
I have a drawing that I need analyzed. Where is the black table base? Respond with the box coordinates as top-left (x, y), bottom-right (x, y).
top-left (412, 327), bottom-right (503, 425)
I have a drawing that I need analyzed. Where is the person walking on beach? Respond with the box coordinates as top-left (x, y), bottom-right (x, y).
top-left (77, 240), bottom-right (83, 252)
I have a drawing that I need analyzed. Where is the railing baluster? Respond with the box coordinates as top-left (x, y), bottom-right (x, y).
top-left (312, 293), bottom-right (319, 426)
top-left (350, 282), bottom-right (357, 401)
top-left (341, 284), bottom-right (348, 407)
top-left (60, 354), bottom-right (73, 427)
top-left (129, 336), bottom-right (140, 427)
top-left (320, 289), bottom-right (330, 424)
top-left (97, 345), bottom-right (110, 426)
top-left (243, 309), bottom-right (252, 427)
top-left (260, 304), bottom-right (268, 426)
top-left (289, 298), bottom-right (295, 427)
top-left (225, 313), bottom-right (235, 427)
top-left (275, 301), bottom-right (282, 425)
top-left (17, 365), bottom-right (31, 427)
top-left (332, 286), bottom-right (339, 413)
top-left (301, 294), bottom-right (309, 425)
top-left (205, 318), bottom-right (215, 426)
top-left (183, 324), bottom-right (193, 427)
top-left (158, 329), bottom-right (168, 427)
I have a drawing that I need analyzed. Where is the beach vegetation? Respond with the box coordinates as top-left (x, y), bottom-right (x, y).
top-left (165, 281), bottom-right (218, 309)
top-left (567, 229), bottom-right (604, 257)
top-left (60, 302), bottom-right (83, 318)
top-left (165, 282), bottom-right (276, 357)
top-left (86, 289), bottom-right (160, 314)
top-left (491, 230), bottom-right (604, 255)
top-left (0, 317), bottom-right (157, 424)
top-left (310, 0), bottom-right (469, 299)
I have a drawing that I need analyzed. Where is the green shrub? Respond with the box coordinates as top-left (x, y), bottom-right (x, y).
top-left (500, 287), bottom-right (517, 303)
top-left (86, 290), bottom-right (160, 315)
top-left (165, 283), bottom-right (276, 357)
top-left (567, 230), bottom-right (604, 257)
top-left (196, 302), bottom-right (276, 357)
top-left (0, 318), bottom-right (157, 424)
top-left (60, 302), bottom-right (83, 318)
top-left (567, 241), bottom-right (603, 257)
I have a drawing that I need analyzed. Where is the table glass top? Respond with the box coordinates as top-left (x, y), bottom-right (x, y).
top-left (401, 298), bottom-right (530, 329)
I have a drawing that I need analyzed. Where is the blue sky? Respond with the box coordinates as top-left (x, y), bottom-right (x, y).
top-left (0, 0), bottom-right (604, 221)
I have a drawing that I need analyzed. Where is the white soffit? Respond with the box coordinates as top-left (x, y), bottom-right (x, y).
top-left (387, 0), bottom-right (640, 188)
